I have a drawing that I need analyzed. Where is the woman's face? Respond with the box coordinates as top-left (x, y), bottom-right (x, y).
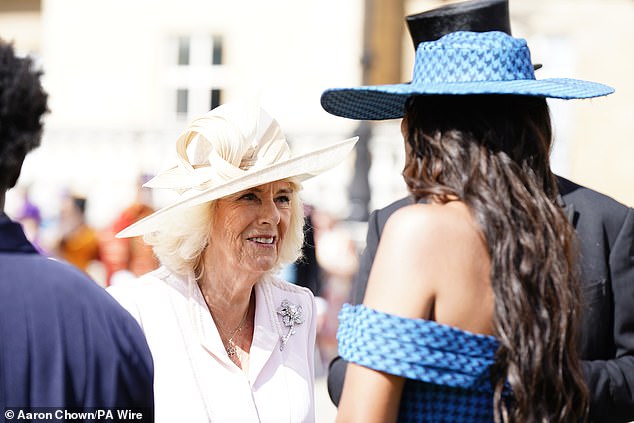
top-left (208, 180), bottom-right (293, 279)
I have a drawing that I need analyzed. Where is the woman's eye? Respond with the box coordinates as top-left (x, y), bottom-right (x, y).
top-left (276, 195), bottom-right (291, 204)
top-left (240, 193), bottom-right (258, 201)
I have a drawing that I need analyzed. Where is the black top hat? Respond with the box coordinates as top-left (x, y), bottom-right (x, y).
top-left (406, 0), bottom-right (511, 47)
top-left (405, 0), bottom-right (540, 69)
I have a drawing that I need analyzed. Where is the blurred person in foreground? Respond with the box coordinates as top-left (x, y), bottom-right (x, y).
top-left (0, 38), bottom-right (154, 417)
top-left (325, 1), bottom-right (634, 421)
top-left (321, 30), bottom-right (615, 421)
top-left (108, 101), bottom-right (357, 422)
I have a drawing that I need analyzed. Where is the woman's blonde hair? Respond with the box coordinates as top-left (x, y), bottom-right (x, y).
top-left (144, 178), bottom-right (305, 278)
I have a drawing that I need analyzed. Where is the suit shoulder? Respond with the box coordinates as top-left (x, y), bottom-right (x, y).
top-left (557, 176), bottom-right (631, 221)
top-left (0, 254), bottom-right (151, 358)
top-left (371, 196), bottom-right (415, 231)
top-left (3, 255), bottom-right (113, 304)
top-left (376, 196), bottom-right (414, 217)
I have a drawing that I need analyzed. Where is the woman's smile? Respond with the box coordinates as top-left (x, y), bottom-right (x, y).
top-left (246, 235), bottom-right (276, 246)
top-left (206, 180), bottom-right (292, 278)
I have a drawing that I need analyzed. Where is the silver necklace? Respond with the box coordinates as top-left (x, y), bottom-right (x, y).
top-left (216, 306), bottom-right (249, 357)
top-left (202, 285), bottom-right (253, 359)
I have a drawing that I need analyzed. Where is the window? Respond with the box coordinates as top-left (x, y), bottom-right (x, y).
top-left (176, 89), bottom-right (188, 115)
top-left (210, 89), bottom-right (222, 110)
top-left (212, 35), bottom-right (223, 65)
top-left (177, 36), bottom-right (190, 65)
top-left (169, 34), bottom-right (226, 119)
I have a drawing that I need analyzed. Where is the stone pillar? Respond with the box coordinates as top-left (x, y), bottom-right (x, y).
top-left (348, 0), bottom-right (404, 221)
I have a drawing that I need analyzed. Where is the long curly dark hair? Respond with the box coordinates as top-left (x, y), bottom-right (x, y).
top-left (402, 95), bottom-right (587, 422)
top-left (0, 39), bottom-right (48, 188)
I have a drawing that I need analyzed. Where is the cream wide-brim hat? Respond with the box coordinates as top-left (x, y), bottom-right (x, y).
top-left (117, 102), bottom-right (358, 238)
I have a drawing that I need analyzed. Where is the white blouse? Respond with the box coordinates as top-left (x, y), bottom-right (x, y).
top-left (108, 266), bottom-right (316, 423)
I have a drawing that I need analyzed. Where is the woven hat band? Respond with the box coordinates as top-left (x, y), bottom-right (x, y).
top-left (412, 31), bottom-right (535, 84)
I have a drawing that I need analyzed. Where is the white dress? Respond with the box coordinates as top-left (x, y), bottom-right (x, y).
top-left (108, 266), bottom-right (316, 423)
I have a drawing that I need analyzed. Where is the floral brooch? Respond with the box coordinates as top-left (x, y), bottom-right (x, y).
top-left (277, 299), bottom-right (304, 351)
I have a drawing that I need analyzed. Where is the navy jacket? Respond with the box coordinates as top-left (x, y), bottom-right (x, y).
top-left (328, 176), bottom-right (634, 422)
top-left (0, 214), bottom-right (154, 420)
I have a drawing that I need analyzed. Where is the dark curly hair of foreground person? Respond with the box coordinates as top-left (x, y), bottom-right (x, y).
top-left (0, 39), bottom-right (48, 188)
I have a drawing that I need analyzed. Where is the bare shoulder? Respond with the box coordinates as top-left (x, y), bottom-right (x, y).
top-left (364, 201), bottom-right (488, 321)
top-left (382, 202), bottom-right (481, 249)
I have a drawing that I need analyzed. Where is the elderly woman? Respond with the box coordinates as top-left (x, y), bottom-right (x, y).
top-left (109, 102), bottom-right (356, 422)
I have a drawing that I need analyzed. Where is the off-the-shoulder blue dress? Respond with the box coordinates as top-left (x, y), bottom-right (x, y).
top-left (337, 304), bottom-right (501, 422)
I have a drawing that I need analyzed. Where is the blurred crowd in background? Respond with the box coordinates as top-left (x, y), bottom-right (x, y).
top-left (5, 179), bottom-right (361, 375)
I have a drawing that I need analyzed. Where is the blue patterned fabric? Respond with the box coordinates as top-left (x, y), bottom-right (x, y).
top-left (321, 31), bottom-right (614, 120)
top-left (337, 304), bottom-right (500, 422)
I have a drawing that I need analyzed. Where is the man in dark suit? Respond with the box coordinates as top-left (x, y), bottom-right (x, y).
top-left (326, 1), bottom-right (634, 421)
top-left (0, 39), bottom-right (154, 418)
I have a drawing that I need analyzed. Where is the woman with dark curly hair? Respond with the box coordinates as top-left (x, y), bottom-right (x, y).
top-left (320, 31), bottom-right (614, 422)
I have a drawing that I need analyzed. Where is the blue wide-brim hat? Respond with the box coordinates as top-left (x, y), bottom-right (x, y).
top-left (321, 31), bottom-right (614, 120)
